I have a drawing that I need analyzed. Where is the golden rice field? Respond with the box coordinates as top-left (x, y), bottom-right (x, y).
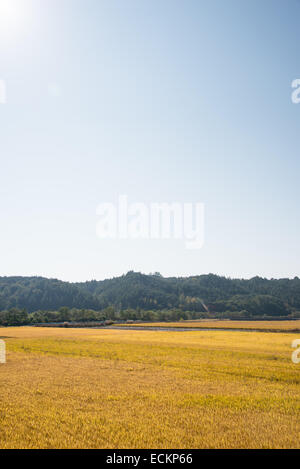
top-left (0, 326), bottom-right (300, 449)
top-left (115, 320), bottom-right (300, 332)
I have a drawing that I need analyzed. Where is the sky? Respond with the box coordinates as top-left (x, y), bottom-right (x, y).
top-left (0, 0), bottom-right (300, 282)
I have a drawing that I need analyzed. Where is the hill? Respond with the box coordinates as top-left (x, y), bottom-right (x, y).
top-left (0, 272), bottom-right (300, 325)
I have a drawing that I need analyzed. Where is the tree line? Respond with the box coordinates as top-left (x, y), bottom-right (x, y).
top-left (0, 272), bottom-right (299, 326)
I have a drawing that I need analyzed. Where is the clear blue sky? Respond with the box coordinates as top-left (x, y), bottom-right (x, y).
top-left (0, 0), bottom-right (299, 281)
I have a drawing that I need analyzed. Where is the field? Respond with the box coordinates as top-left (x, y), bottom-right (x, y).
top-left (0, 326), bottom-right (300, 449)
top-left (113, 320), bottom-right (300, 332)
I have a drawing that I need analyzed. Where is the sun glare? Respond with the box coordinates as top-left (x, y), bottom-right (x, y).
top-left (0, 0), bottom-right (27, 38)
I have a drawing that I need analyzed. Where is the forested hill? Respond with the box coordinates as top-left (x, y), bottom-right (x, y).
top-left (0, 272), bottom-right (300, 318)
